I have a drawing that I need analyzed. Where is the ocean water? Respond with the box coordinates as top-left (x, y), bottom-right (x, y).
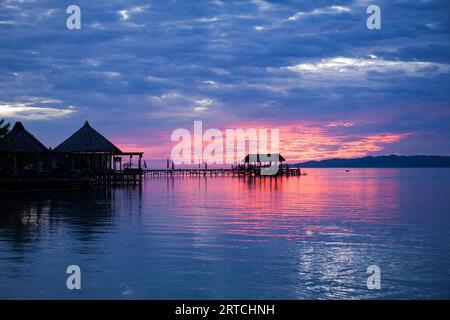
top-left (0, 168), bottom-right (449, 299)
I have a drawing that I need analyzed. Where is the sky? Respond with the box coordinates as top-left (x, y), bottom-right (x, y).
top-left (1, 0), bottom-right (450, 162)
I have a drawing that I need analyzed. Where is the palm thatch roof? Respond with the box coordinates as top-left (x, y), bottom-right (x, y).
top-left (54, 121), bottom-right (122, 153)
top-left (243, 153), bottom-right (286, 163)
top-left (0, 122), bottom-right (48, 153)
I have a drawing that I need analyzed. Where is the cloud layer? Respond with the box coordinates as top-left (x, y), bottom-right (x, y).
top-left (0, 0), bottom-right (449, 160)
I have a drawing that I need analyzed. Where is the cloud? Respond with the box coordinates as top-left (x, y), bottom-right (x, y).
top-left (283, 56), bottom-right (450, 84)
top-left (101, 71), bottom-right (121, 78)
top-left (118, 5), bottom-right (150, 21)
top-left (0, 102), bottom-right (76, 120)
top-left (279, 124), bottom-right (409, 161)
top-left (325, 121), bottom-right (357, 128)
top-left (251, 0), bottom-right (273, 12)
top-left (118, 10), bottom-right (129, 21)
top-left (194, 98), bottom-right (214, 111)
top-left (288, 6), bottom-right (351, 21)
top-left (143, 92), bottom-right (218, 120)
top-left (0, 0), bottom-right (450, 158)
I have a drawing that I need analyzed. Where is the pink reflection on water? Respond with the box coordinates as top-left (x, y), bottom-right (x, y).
top-left (141, 169), bottom-right (401, 243)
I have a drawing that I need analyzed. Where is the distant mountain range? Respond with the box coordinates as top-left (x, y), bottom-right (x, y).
top-left (292, 155), bottom-right (450, 168)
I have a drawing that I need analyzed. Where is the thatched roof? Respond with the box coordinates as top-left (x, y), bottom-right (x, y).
top-left (54, 121), bottom-right (122, 153)
top-left (243, 153), bottom-right (286, 163)
top-left (0, 122), bottom-right (48, 153)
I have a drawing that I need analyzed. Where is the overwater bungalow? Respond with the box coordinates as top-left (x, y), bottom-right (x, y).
top-left (242, 153), bottom-right (286, 166)
top-left (53, 121), bottom-right (144, 181)
top-left (0, 122), bottom-right (49, 177)
top-left (234, 153), bottom-right (303, 176)
top-left (0, 120), bottom-right (144, 191)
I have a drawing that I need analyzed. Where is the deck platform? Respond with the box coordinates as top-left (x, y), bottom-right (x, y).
top-left (144, 167), bottom-right (306, 177)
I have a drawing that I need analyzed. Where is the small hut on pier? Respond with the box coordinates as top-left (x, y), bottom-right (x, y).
top-left (54, 121), bottom-right (143, 177)
top-left (0, 122), bottom-right (49, 177)
top-left (239, 153), bottom-right (300, 176)
top-left (242, 153), bottom-right (286, 166)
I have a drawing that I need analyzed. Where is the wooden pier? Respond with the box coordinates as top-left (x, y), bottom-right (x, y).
top-left (144, 154), bottom-right (306, 178)
top-left (144, 167), bottom-right (306, 178)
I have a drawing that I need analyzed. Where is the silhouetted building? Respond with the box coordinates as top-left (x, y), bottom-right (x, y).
top-left (54, 121), bottom-right (143, 175)
top-left (243, 153), bottom-right (286, 164)
top-left (0, 122), bottom-right (49, 176)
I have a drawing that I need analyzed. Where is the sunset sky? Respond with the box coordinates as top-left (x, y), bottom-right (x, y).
top-left (1, 0), bottom-right (450, 162)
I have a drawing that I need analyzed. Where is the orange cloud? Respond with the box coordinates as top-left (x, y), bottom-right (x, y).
top-left (279, 125), bottom-right (409, 162)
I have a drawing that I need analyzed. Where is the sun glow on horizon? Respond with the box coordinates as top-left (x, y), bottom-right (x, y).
top-left (111, 121), bottom-right (410, 164)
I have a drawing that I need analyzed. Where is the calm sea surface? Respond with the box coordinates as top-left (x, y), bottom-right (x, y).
top-left (1, 168), bottom-right (449, 299)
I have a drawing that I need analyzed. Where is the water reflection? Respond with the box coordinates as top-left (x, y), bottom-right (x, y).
top-left (0, 187), bottom-right (143, 254)
top-left (0, 169), bottom-right (449, 299)
top-left (157, 173), bottom-right (401, 242)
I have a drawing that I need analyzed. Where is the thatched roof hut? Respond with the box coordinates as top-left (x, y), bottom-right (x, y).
top-left (0, 122), bottom-right (48, 153)
top-left (243, 153), bottom-right (286, 163)
top-left (54, 121), bottom-right (121, 153)
top-left (53, 121), bottom-right (143, 173)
